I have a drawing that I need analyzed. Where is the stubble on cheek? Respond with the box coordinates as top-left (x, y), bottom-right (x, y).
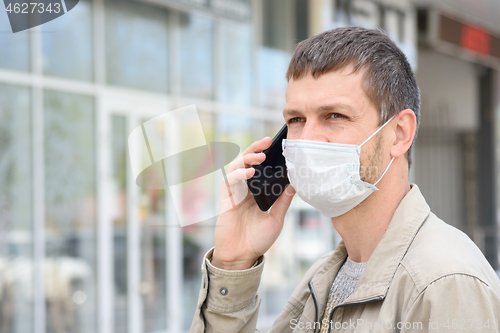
top-left (359, 134), bottom-right (384, 184)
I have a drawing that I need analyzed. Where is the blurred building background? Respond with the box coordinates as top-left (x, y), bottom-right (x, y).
top-left (0, 0), bottom-right (499, 333)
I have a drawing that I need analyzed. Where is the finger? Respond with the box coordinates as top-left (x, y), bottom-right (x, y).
top-left (224, 167), bottom-right (255, 187)
top-left (243, 152), bottom-right (266, 167)
top-left (226, 152), bottom-right (246, 174)
top-left (219, 167), bottom-right (255, 204)
top-left (226, 137), bottom-right (270, 174)
top-left (227, 152), bottom-right (266, 174)
top-left (269, 184), bottom-right (295, 222)
top-left (242, 137), bottom-right (272, 155)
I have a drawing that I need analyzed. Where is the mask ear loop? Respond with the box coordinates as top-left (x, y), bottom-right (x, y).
top-left (374, 157), bottom-right (395, 186)
top-left (359, 114), bottom-right (397, 187)
top-left (359, 114), bottom-right (396, 147)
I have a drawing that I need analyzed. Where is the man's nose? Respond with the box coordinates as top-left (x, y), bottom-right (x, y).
top-left (299, 121), bottom-right (329, 142)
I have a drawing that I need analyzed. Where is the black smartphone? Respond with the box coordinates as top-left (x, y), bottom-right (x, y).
top-left (246, 124), bottom-right (289, 211)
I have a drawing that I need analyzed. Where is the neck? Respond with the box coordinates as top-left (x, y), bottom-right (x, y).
top-left (331, 159), bottom-right (410, 263)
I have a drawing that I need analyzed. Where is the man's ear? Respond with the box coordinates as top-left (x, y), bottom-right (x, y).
top-left (390, 109), bottom-right (417, 158)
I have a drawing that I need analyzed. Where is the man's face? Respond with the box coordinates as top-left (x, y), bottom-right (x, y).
top-left (283, 65), bottom-right (387, 183)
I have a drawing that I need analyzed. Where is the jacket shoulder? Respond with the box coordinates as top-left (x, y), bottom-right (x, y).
top-left (401, 212), bottom-right (500, 293)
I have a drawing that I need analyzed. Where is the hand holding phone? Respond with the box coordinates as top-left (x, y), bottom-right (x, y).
top-left (246, 124), bottom-right (290, 211)
top-left (211, 128), bottom-right (295, 271)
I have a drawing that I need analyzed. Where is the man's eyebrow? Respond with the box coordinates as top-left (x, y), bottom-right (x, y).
top-left (282, 109), bottom-right (302, 117)
top-left (317, 103), bottom-right (356, 112)
top-left (283, 103), bottom-right (356, 116)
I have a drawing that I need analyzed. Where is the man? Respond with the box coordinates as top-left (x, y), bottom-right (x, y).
top-left (190, 27), bottom-right (500, 333)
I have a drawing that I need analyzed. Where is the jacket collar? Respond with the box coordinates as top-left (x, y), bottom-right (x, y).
top-left (307, 184), bottom-right (431, 314)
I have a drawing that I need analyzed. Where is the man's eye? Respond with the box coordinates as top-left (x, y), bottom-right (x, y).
top-left (331, 113), bottom-right (344, 119)
top-left (289, 117), bottom-right (303, 123)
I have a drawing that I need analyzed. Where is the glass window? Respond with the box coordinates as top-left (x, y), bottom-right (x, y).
top-left (179, 13), bottom-right (214, 99)
top-left (259, 0), bottom-right (291, 109)
top-left (220, 21), bottom-right (252, 105)
top-left (182, 111), bottom-right (216, 331)
top-left (42, 0), bottom-right (93, 81)
top-left (105, 0), bottom-right (169, 93)
top-left (295, 0), bottom-right (309, 42)
top-left (0, 84), bottom-right (32, 333)
top-left (257, 46), bottom-right (289, 109)
top-left (111, 115), bottom-right (128, 333)
top-left (0, 5), bottom-right (30, 71)
top-left (217, 113), bottom-right (254, 149)
top-left (295, 210), bottom-right (324, 276)
top-left (262, 0), bottom-right (288, 51)
top-left (44, 90), bottom-right (96, 333)
top-left (138, 117), bottom-right (168, 332)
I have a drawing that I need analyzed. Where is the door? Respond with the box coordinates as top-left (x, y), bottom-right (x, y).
top-left (100, 96), bottom-right (182, 333)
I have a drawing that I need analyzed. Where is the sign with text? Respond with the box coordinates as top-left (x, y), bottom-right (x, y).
top-left (439, 14), bottom-right (500, 64)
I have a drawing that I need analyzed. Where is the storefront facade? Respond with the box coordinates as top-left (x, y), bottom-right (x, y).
top-left (410, 1), bottom-right (500, 271)
top-left (0, 1), bottom-right (336, 333)
top-left (2, 1), bottom-right (498, 333)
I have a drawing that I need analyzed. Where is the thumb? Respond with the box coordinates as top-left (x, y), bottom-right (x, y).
top-left (269, 184), bottom-right (295, 222)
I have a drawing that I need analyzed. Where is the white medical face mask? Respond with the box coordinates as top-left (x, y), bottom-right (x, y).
top-left (282, 115), bottom-right (395, 217)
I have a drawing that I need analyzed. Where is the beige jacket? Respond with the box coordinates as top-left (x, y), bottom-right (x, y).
top-left (190, 185), bottom-right (500, 333)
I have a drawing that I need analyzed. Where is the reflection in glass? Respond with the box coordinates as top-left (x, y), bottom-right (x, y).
top-left (42, 0), bottom-right (93, 81)
top-left (138, 119), bottom-right (167, 332)
top-left (0, 5), bottom-right (30, 71)
top-left (44, 90), bottom-right (96, 333)
top-left (111, 115), bottom-right (128, 333)
top-left (105, 0), bottom-right (169, 93)
top-left (220, 21), bottom-right (252, 105)
top-left (0, 84), bottom-right (32, 333)
top-left (179, 13), bottom-right (214, 99)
